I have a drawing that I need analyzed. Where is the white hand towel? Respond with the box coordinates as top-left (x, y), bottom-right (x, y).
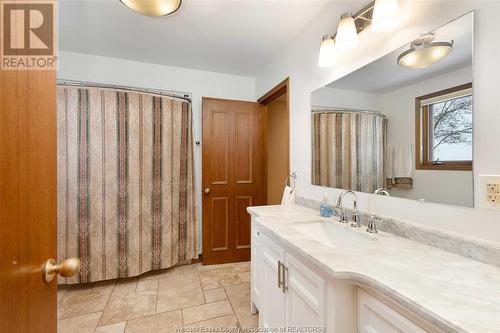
top-left (281, 186), bottom-right (296, 206)
top-left (393, 144), bottom-right (413, 178)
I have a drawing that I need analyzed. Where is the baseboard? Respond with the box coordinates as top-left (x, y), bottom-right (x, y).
top-left (191, 254), bottom-right (202, 263)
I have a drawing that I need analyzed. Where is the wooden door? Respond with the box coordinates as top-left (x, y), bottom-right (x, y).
top-left (202, 97), bottom-right (265, 264)
top-left (0, 70), bottom-right (57, 332)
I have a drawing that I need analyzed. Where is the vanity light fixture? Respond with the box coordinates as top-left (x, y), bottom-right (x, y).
top-left (120, 0), bottom-right (182, 17)
top-left (318, 34), bottom-right (336, 68)
top-left (371, 0), bottom-right (400, 32)
top-left (397, 33), bottom-right (453, 69)
top-left (317, 0), bottom-right (400, 68)
top-left (335, 13), bottom-right (358, 51)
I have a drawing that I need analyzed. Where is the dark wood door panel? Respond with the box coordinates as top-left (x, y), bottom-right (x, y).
top-left (235, 196), bottom-right (252, 249)
top-left (202, 97), bottom-right (264, 265)
top-left (210, 110), bottom-right (229, 185)
top-left (235, 110), bottom-right (253, 184)
top-left (210, 197), bottom-right (229, 251)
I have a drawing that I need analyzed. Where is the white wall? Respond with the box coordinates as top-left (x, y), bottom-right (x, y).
top-left (381, 66), bottom-right (473, 206)
top-left (255, 1), bottom-right (500, 243)
top-left (312, 87), bottom-right (380, 110)
top-left (58, 51), bottom-right (256, 252)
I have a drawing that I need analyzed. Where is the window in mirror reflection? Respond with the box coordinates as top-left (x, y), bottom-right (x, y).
top-left (416, 83), bottom-right (473, 171)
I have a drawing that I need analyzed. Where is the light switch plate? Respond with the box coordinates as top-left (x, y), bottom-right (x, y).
top-left (478, 175), bottom-right (500, 210)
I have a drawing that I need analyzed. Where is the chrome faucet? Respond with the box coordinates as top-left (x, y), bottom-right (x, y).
top-left (335, 190), bottom-right (360, 228)
top-left (367, 215), bottom-right (382, 233)
top-left (374, 188), bottom-right (391, 196)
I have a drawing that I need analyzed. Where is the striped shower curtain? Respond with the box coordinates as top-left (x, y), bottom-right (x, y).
top-left (312, 111), bottom-right (386, 193)
top-left (57, 85), bottom-right (197, 284)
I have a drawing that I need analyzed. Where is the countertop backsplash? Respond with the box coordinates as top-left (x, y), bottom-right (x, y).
top-left (296, 196), bottom-right (500, 267)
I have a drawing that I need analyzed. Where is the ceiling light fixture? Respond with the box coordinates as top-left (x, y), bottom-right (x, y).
top-left (318, 34), bottom-right (336, 68)
top-left (397, 33), bottom-right (453, 69)
top-left (371, 0), bottom-right (400, 32)
top-left (335, 12), bottom-right (358, 51)
top-left (120, 0), bottom-right (182, 17)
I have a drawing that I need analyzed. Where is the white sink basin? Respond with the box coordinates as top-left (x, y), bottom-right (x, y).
top-left (290, 220), bottom-right (374, 248)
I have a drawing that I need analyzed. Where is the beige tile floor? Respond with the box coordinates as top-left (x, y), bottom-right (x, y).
top-left (57, 261), bottom-right (258, 333)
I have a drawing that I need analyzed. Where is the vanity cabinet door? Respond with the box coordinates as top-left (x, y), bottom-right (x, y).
top-left (357, 288), bottom-right (428, 333)
top-left (284, 253), bottom-right (327, 330)
top-left (260, 233), bottom-right (286, 329)
top-left (250, 224), bottom-right (262, 312)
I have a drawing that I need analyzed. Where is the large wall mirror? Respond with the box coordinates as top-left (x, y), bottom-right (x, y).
top-left (311, 13), bottom-right (474, 207)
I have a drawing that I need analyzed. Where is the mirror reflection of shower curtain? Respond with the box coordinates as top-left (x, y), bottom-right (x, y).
top-left (312, 111), bottom-right (387, 192)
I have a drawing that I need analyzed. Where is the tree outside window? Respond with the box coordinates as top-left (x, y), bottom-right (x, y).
top-left (415, 83), bottom-right (473, 171)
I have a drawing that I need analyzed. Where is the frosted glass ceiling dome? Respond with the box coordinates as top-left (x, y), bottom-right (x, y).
top-left (398, 33), bottom-right (453, 70)
top-left (120, 0), bottom-right (182, 17)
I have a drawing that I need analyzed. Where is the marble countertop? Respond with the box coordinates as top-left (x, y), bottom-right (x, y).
top-left (247, 204), bottom-right (500, 333)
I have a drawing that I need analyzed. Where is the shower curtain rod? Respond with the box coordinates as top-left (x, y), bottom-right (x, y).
top-left (312, 105), bottom-right (386, 118)
top-left (57, 79), bottom-right (192, 103)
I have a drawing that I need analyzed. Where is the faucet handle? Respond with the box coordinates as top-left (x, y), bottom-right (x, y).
top-left (337, 207), bottom-right (348, 223)
top-left (367, 215), bottom-right (382, 233)
top-left (350, 210), bottom-right (361, 228)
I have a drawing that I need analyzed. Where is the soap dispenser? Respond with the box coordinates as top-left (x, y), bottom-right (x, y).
top-left (319, 192), bottom-right (333, 217)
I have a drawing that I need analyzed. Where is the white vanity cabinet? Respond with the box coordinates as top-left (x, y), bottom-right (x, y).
top-left (251, 220), bottom-right (329, 330)
top-left (251, 218), bottom-right (438, 333)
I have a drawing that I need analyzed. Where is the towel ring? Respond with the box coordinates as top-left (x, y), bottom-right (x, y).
top-left (284, 172), bottom-right (297, 193)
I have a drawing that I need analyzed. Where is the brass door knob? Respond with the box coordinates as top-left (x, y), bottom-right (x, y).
top-left (43, 258), bottom-right (80, 283)
top-left (204, 188), bottom-right (211, 194)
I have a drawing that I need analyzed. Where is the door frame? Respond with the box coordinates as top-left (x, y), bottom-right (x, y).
top-left (258, 77), bottom-right (291, 205)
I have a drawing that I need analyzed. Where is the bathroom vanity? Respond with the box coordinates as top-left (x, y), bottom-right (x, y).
top-left (248, 205), bottom-right (500, 333)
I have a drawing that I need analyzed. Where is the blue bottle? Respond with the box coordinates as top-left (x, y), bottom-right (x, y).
top-left (319, 192), bottom-right (333, 217)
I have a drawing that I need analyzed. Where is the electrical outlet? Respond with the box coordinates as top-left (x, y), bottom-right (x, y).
top-left (486, 184), bottom-right (499, 204)
top-left (487, 183), bottom-right (500, 193)
top-left (479, 175), bottom-right (500, 209)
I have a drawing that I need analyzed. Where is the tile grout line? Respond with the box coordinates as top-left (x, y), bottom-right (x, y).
top-left (154, 279), bottom-right (159, 315)
top-left (58, 309), bottom-right (104, 322)
top-left (223, 286), bottom-right (242, 328)
top-left (184, 312), bottom-right (239, 327)
top-left (95, 280), bottom-right (118, 329)
top-left (198, 271), bottom-right (207, 304)
top-left (57, 281), bottom-right (117, 322)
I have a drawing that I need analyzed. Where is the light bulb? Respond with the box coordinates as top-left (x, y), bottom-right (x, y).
top-left (372, 0), bottom-right (400, 32)
top-left (318, 35), bottom-right (336, 68)
top-left (335, 13), bottom-right (358, 51)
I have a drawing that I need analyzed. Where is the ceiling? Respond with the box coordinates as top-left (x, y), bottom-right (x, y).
top-left (59, 0), bottom-right (329, 76)
top-left (327, 13), bottom-right (473, 93)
